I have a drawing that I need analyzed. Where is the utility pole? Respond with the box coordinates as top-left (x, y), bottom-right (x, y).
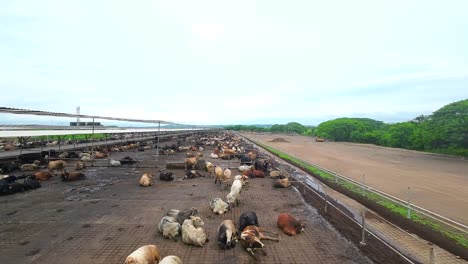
top-left (76, 106), bottom-right (80, 126)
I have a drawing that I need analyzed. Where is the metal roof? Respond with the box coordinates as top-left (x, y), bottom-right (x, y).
top-left (0, 107), bottom-right (180, 125)
top-left (0, 127), bottom-right (204, 138)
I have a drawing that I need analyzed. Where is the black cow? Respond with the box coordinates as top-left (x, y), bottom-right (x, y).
top-left (237, 154), bottom-right (253, 165)
top-left (120, 156), bottom-right (136, 165)
top-left (254, 159), bottom-right (270, 173)
top-left (0, 161), bottom-right (19, 174)
top-left (239, 211), bottom-right (259, 233)
top-left (159, 171), bottom-right (174, 181)
top-left (23, 176), bottom-right (41, 190)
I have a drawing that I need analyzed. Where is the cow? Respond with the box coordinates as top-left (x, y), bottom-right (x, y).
top-left (0, 161), bottom-right (19, 174)
top-left (167, 207), bottom-right (198, 225)
top-left (277, 213), bottom-right (305, 236)
top-left (110, 160), bottom-right (121, 167)
top-left (218, 220), bottom-right (238, 250)
top-left (234, 175), bottom-right (249, 186)
top-left (124, 244), bottom-right (161, 264)
top-left (237, 154), bottom-right (253, 165)
top-left (48, 160), bottom-right (66, 175)
top-left (0, 176), bottom-right (20, 195)
top-left (240, 225), bottom-right (279, 258)
top-left (273, 177), bottom-right (290, 188)
top-left (209, 198), bottom-right (230, 215)
top-left (205, 162), bottom-right (215, 178)
top-left (226, 179), bottom-right (242, 207)
top-left (139, 173), bottom-right (153, 187)
top-left (214, 167), bottom-right (231, 190)
top-left (159, 256), bottom-right (183, 264)
top-left (23, 175), bottom-right (41, 190)
top-left (33, 171), bottom-right (53, 181)
top-left (20, 160), bottom-right (40, 171)
top-left (7, 182), bottom-right (26, 194)
top-left (159, 171), bottom-right (174, 181)
top-left (269, 170), bottom-right (282, 178)
top-left (239, 211), bottom-right (259, 233)
top-left (184, 170), bottom-right (204, 179)
top-left (184, 156), bottom-right (198, 170)
top-left (61, 170), bottom-right (85, 182)
top-left (238, 165), bottom-right (253, 172)
top-left (254, 159), bottom-right (270, 173)
top-left (75, 161), bottom-right (86, 170)
top-left (243, 168), bottom-right (265, 178)
top-left (181, 216), bottom-right (208, 247)
top-left (120, 156), bottom-right (136, 165)
top-left (94, 152), bottom-right (107, 159)
top-left (158, 216), bottom-right (181, 241)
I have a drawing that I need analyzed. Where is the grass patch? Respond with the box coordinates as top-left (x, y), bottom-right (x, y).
top-left (34, 134), bottom-right (107, 141)
top-left (254, 140), bottom-right (468, 248)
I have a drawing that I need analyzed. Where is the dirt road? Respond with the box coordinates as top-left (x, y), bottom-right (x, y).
top-left (242, 132), bottom-right (468, 225)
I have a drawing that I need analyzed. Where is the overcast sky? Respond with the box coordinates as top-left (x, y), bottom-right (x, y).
top-left (1, 0), bottom-right (467, 126)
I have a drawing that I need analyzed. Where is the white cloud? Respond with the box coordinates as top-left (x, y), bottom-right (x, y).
top-left (0, 0), bottom-right (467, 126)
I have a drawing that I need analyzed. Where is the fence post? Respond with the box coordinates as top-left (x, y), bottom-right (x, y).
top-left (429, 247), bottom-right (435, 264)
top-left (360, 211), bottom-right (367, 246)
top-left (156, 121), bottom-right (160, 161)
top-left (324, 187), bottom-right (328, 213)
top-left (362, 174), bottom-right (366, 197)
top-left (407, 187), bottom-right (412, 219)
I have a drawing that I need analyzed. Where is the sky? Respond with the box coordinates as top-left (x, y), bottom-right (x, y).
top-left (1, 0), bottom-right (467, 126)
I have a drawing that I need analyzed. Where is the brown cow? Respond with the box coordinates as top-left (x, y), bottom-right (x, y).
top-left (185, 156), bottom-right (198, 170)
top-left (273, 177), bottom-right (290, 188)
top-left (277, 213), bottom-right (304, 236)
top-left (33, 171), bottom-right (53, 181)
top-left (240, 225), bottom-right (279, 257)
top-left (61, 170), bottom-right (85, 182)
top-left (94, 152), bottom-right (107, 159)
top-left (243, 169), bottom-right (265, 178)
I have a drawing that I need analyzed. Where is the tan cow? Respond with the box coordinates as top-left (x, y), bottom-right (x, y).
top-left (124, 244), bottom-right (161, 264)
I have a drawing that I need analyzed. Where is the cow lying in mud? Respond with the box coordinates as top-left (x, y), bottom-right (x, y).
top-left (277, 213), bottom-right (304, 236)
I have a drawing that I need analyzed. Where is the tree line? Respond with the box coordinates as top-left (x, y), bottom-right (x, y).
top-left (225, 99), bottom-right (468, 157)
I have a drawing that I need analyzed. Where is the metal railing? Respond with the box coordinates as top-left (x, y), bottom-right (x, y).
top-left (263, 146), bottom-right (467, 234)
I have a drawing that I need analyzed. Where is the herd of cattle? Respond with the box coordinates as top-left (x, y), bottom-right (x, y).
top-left (1, 131), bottom-right (305, 263)
top-left (0, 143), bottom-right (142, 195)
top-left (126, 132), bottom-right (303, 263)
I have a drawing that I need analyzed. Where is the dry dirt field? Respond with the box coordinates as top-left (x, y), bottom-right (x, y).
top-left (242, 132), bottom-right (468, 225)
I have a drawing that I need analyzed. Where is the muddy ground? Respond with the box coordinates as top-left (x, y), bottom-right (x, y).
top-left (0, 137), bottom-right (373, 264)
top-left (242, 132), bottom-right (468, 225)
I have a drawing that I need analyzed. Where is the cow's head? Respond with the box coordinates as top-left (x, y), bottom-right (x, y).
top-left (124, 256), bottom-right (138, 264)
top-left (190, 215), bottom-right (204, 227)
